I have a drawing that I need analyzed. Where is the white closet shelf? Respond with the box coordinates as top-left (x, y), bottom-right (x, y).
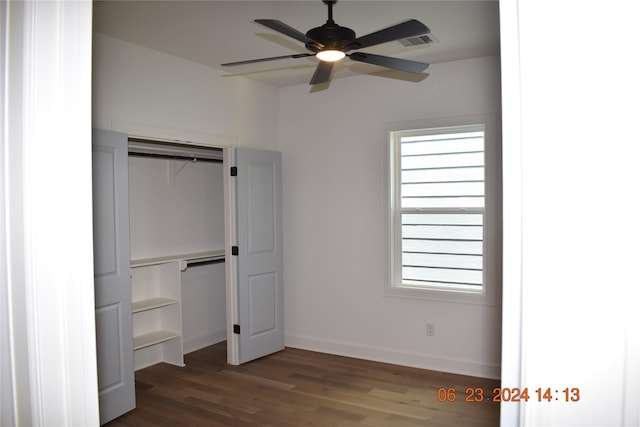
top-left (133, 331), bottom-right (181, 351)
top-left (132, 297), bottom-right (179, 313)
top-left (131, 250), bottom-right (225, 269)
top-left (129, 250), bottom-right (224, 370)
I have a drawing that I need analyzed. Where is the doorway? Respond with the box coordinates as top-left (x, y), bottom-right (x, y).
top-left (127, 139), bottom-right (228, 361)
top-left (93, 132), bottom-right (285, 423)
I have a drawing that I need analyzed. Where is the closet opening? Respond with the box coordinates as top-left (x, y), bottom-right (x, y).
top-left (94, 130), bottom-right (283, 422)
top-left (127, 137), bottom-right (228, 371)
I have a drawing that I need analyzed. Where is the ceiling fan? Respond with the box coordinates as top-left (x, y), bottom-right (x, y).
top-left (221, 0), bottom-right (431, 85)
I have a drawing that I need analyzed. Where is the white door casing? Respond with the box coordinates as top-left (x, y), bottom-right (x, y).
top-left (93, 129), bottom-right (136, 424)
top-left (230, 147), bottom-right (285, 364)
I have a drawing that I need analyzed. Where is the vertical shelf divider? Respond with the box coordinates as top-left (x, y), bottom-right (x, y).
top-left (130, 250), bottom-right (224, 371)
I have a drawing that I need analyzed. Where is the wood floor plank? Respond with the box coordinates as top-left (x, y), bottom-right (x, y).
top-left (106, 342), bottom-right (500, 426)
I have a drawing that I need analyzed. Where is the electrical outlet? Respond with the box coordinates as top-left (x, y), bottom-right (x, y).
top-left (426, 322), bottom-right (436, 337)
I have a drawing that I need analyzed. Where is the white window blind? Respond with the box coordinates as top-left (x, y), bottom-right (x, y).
top-left (392, 125), bottom-right (486, 292)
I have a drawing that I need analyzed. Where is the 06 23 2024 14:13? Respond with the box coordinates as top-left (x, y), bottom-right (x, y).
top-left (436, 387), bottom-right (581, 403)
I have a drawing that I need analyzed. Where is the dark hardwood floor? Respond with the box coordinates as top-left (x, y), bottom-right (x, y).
top-left (107, 342), bottom-right (500, 426)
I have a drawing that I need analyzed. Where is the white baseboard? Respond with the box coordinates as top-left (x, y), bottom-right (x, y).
top-left (183, 329), bottom-right (227, 354)
top-left (285, 335), bottom-right (500, 379)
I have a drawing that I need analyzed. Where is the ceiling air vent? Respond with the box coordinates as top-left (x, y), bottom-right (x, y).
top-left (398, 33), bottom-right (438, 47)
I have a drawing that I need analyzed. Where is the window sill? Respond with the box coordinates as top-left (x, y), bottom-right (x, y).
top-left (384, 283), bottom-right (496, 305)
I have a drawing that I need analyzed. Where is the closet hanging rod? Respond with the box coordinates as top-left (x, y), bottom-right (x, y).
top-left (186, 258), bottom-right (226, 268)
top-left (128, 152), bottom-right (222, 163)
top-left (128, 136), bottom-right (223, 162)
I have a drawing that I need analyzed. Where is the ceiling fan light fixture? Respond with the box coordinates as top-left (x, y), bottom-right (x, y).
top-left (316, 49), bottom-right (345, 62)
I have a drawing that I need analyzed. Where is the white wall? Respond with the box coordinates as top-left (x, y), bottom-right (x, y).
top-left (92, 33), bottom-right (279, 150)
top-left (279, 55), bottom-right (502, 378)
top-left (128, 157), bottom-right (225, 259)
top-left (181, 262), bottom-right (227, 353)
top-left (92, 34), bottom-right (281, 353)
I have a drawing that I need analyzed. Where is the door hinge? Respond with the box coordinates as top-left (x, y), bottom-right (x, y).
top-left (233, 324), bottom-right (240, 334)
top-left (230, 166), bottom-right (237, 176)
top-left (232, 246), bottom-right (239, 256)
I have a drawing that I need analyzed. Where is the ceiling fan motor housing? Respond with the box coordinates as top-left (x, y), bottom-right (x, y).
top-left (305, 23), bottom-right (356, 52)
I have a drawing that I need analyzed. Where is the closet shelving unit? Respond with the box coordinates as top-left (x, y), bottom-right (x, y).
top-left (130, 250), bottom-right (225, 370)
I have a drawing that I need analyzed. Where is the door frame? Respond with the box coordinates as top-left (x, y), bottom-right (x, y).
top-left (223, 147), bottom-right (240, 364)
top-left (106, 122), bottom-right (242, 365)
top-left (1, 0), bottom-right (98, 425)
top-left (4, 1), bottom-right (531, 424)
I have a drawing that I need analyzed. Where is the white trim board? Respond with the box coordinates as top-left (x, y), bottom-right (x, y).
top-left (111, 120), bottom-right (237, 149)
top-left (285, 335), bottom-right (500, 380)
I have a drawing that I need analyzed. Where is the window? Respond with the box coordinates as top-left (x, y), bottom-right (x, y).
top-left (386, 116), bottom-right (500, 304)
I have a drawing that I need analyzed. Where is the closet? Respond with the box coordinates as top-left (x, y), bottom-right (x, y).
top-left (93, 129), bottom-right (284, 425)
top-left (127, 139), bottom-right (226, 370)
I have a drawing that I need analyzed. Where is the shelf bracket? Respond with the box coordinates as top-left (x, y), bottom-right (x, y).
top-left (167, 158), bottom-right (196, 186)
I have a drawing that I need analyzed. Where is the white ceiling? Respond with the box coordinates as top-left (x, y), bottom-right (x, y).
top-left (93, 0), bottom-right (500, 87)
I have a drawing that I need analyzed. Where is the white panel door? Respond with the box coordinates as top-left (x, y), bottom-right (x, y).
top-left (93, 129), bottom-right (135, 424)
top-left (233, 147), bottom-right (284, 364)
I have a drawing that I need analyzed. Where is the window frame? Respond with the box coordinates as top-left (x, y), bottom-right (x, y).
top-left (384, 115), bottom-right (501, 305)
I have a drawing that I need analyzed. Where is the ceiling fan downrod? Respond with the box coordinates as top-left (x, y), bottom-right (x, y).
top-left (324, 0), bottom-right (336, 24)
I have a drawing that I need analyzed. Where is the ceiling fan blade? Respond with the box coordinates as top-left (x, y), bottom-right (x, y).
top-left (221, 53), bottom-right (314, 66)
top-left (309, 61), bottom-right (333, 85)
top-left (349, 52), bottom-right (430, 74)
top-left (255, 19), bottom-right (323, 48)
top-left (348, 19), bottom-right (430, 50)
